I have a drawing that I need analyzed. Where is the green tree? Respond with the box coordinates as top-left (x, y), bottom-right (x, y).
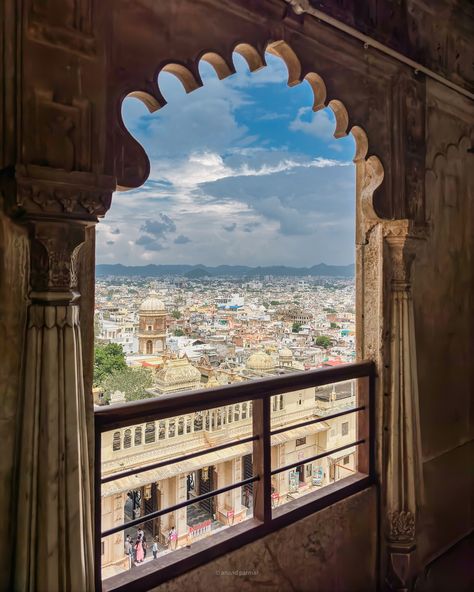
top-left (93, 343), bottom-right (127, 386)
top-left (102, 367), bottom-right (154, 402)
top-left (270, 300), bottom-right (280, 306)
top-left (292, 322), bottom-right (302, 333)
top-left (171, 309), bottom-right (182, 319)
top-left (330, 322), bottom-right (339, 329)
top-left (174, 329), bottom-right (185, 337)
top-left (315, 335), bottom-right (332, 349)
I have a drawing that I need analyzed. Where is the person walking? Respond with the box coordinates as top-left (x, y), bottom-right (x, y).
top-left (124, 535), bottom-right (133, 568)
top-left (134, 537), bottom-right (144, 563)
top-left (152, 537), bottom-right (158, 559)
top-left (142, 534), bottom-right (147, 559)
top-left (167, 526), bottom-right (178, 550)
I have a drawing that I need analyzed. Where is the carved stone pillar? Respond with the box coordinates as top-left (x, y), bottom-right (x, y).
top-left (3, 169), bottom-right (113, 592)
top-left (384, 222), bottom-right (425, 592)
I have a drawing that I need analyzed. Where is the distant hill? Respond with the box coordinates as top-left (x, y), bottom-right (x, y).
top-left (96, 263), bottom-right (355, 278)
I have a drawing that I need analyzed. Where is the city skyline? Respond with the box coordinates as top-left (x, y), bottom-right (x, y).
top-left (97, 53), bottom-right (356, 268)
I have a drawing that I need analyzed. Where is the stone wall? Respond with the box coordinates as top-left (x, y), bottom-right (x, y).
top-left (414, 79), bottom-right (474, 565)
top-left (153, 487), bottom-right (377, 592)
top-left (0, 210), bottom-right (29, 589)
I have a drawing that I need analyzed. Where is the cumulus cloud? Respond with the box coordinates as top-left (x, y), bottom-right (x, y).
top-left (102, 52), bottom-right (356, 267)
top-left (141, 215), bottom-right (176, 237)
top-left (135, 235), bottom-right (166, 251)
top-left (243, 222), bottom-right (260, 233)
top-left (174, 234), bottom-right (191, 244)
top-left (135, 214), bottom-right (177, 251)
top-left (289, 107), bottom-right (335, 139)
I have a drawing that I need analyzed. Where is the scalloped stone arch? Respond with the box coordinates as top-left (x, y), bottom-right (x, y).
top-left (119, 38), bottom-right (385, 205)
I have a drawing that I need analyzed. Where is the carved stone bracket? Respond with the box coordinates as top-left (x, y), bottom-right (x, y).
top-left (383, 220), bottom-right (425, 592)
top-left (1, 165), bottom-right (114, 221)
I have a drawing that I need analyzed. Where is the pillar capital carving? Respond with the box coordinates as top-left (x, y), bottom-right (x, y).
top-left (1, 164), bottom-right (115, 221)
top-left (383, 220), bottom-right (427, 289)
top-left (28, 219), bottom-right (86, 304)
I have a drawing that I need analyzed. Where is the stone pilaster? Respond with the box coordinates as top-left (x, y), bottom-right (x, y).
top-left (3, 168), bottom-right (114, 592)
top-left (384, 221), bottom-right (425, 592)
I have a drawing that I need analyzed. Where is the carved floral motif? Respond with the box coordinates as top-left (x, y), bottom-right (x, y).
top-left (389, 511), bottom-right (416, 543)
top-left (12, 178), bottom-right (112, 218)
top-left (29, 221), bottom-right (85, 295)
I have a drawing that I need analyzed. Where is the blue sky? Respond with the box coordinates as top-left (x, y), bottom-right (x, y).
top-left (97, 53), bottom-right (356, 266)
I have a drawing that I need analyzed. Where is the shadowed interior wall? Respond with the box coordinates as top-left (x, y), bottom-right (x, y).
top-left (0, 209), bottom-right (29, 588)
top-left (152, 488), bottom-right (377, 592)
top-left (414, 79), bottom-right (473, 565)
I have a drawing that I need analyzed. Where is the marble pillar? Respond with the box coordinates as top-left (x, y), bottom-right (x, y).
top-left (384, 223), bottom-right (425, 592)
top-left (14, 221), bottom-right (93, 592)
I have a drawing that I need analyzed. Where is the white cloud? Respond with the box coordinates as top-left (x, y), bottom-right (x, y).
top-left (289, 107), bottom-right (336, 139)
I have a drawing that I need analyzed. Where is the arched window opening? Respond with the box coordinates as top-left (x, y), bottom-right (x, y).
top-left (168, 420), bottom-right (176, 438)
top-left (145, 422), bottom-right (156, 444)
top-left (124, 429), bottom-right (132, 448)
top-left (112, 431), bottom-right (121, 451)
top-left (159, 420), bottom-right (166, 439)
top-left (95, 39), bottom-right (385, 562)
top-left (134, 427), bottom-right (142, 446)
top-left (194, 413), bottom-right (203, 431)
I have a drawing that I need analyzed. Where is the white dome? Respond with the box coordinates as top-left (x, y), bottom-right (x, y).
top-left (279, 347), bottom-right (293, 359)
top-left (139, 293), bottom-right (166, 313)
top-left (246, 351), bottom-right (274, 371)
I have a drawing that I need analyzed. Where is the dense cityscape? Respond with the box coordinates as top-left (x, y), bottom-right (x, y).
top-left (95, 271), bottom-right (357, 578)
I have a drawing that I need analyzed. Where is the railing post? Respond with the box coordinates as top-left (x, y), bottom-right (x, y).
top-left (252, 396), bottom-right (272, 524)
top-left (357, 365), bottom-right (376, 481)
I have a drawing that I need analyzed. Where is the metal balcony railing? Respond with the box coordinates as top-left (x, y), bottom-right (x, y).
top-left (94, 360), bottom-right (376, 592)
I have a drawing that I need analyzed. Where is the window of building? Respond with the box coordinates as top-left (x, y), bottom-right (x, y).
top-left (123, 429), bottom-right (132, 448)
top-left (95, 35), bottom-right (378, 590)
top-left (112, 431), bottom-right (121, 451)
top-left (145, 422), bottom-right (156, 443)
top-left (343, 455), bottom-right (350, 465)
top-left (134, 427), bottom-right (142, 446)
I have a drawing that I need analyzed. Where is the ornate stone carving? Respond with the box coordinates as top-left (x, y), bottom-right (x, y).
top-left (33, 91), bottom-right (91, 172)
top-left (389, 511), bottom-right (416, 543)
top-left (2, 166), bottom-right (114, 220)
top-left (27, 0), bottom-right (96, 56)
top-left (29, 220), bottom-right (85, 296)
